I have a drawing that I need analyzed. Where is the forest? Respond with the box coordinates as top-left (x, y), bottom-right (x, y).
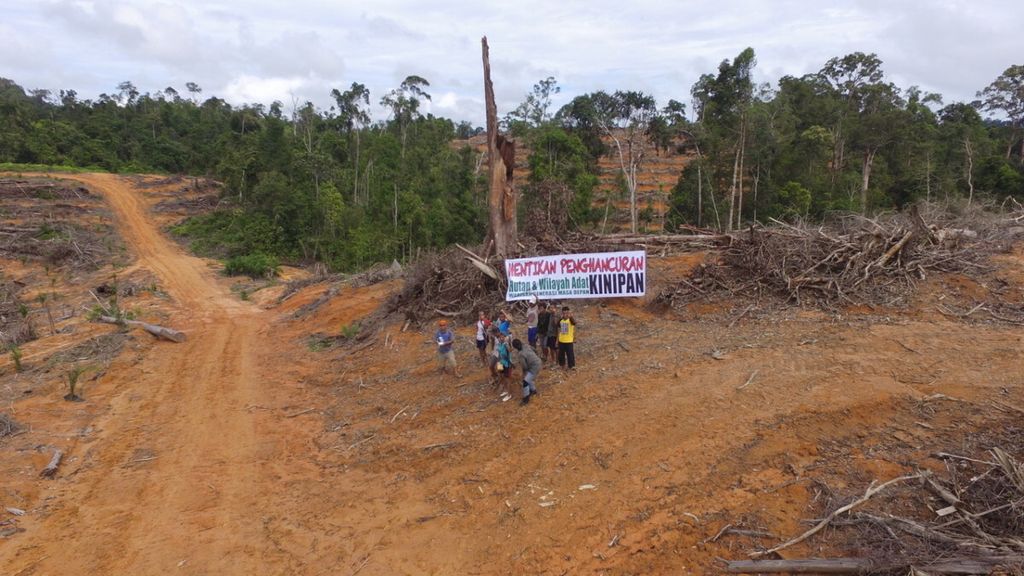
top-left (1, 49), bottom-right (1021, 273)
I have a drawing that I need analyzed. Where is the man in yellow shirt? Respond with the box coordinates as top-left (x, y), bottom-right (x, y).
top-left (556, 306), bottom-right (577, 370)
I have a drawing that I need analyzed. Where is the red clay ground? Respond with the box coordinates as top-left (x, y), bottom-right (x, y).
top-left (1, 174), bottom-right (1022, 575)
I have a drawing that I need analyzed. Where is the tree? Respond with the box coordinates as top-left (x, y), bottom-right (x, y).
top-left (820, 52), bottom-right (899, 213)
top-left (331, 82), bottom-right (371, 202)
top-left (978, 64), bottom-right (1024, 162)
top-left (690, 47), bottom-right (757, 230)
top-left (185, 82), bottom-right (202, 103)
top-left (939, 103), bottom-right (988, 204)
top-left (504, 76), bottom-right (561, 132)
top-left (380, 75), bottom-right (431, 158)
top-left (558, 90), bottom-right (658, 233)
top-left (819, 52), bottom-right (883, 196)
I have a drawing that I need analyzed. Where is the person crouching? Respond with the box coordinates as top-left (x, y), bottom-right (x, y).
top-left (512, 338), bottom-right (541, 406)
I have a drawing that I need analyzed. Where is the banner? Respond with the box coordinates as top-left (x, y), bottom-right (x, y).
top-left (504, 250), bottom-right (647, 301)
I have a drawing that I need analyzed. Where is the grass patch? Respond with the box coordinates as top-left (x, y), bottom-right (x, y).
top-left (0, 162), bottom-right (105, 174)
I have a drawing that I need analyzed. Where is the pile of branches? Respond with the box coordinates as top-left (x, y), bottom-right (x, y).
top-left (730, 446), bottom-right (1024, 574)
top-left (378, 245), bottom-right (506, 328)
top-left (657, 203), bottom-right (1024, 309)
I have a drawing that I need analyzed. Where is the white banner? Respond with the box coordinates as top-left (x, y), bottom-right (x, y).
top-left (504, 250), bottom-right (647, 301)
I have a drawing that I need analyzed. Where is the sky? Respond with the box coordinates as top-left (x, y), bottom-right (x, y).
top-left (2, 0), bottom-right (1021, 124)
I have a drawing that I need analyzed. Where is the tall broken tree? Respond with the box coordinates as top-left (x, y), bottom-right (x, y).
top-left (482, 36), bottom-right (517, 257)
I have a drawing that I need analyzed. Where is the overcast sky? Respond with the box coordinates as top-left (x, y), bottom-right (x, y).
top-left (2, 0), bottom-right (1020, 124)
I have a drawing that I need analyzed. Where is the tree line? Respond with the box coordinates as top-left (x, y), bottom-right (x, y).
top-left (0, 50), bottom-right (1020, 272)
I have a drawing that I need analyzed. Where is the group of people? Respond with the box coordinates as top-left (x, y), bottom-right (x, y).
top-left (434, 298), bottom-right (578, 406)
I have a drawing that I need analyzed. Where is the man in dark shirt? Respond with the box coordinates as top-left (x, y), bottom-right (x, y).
top-left (536, 303), bottom-right (551, 360)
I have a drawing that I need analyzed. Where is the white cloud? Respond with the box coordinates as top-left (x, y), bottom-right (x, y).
top-left (222, 75), bottom-right (311, 105)
top-left (1, 0), bottom-right (1021, 123)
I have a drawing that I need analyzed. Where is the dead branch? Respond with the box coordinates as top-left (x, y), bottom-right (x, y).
top-left (40, 449), bottom-right (64, 478)
top-left (753, 474), bottom-right (922, 558)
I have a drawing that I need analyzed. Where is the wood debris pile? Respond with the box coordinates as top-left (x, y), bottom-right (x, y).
top-left (730, 443), bottom-right (1024, 574)
top-left (380, 245), bottom-right (506, 328)
top-left (657, 203), bottom-right (1024, 310)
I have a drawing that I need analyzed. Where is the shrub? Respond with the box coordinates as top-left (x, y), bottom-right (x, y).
top-left (9, 346), bottom-right (23, 373)
top-left (64, 365), bottom-right (88, 401)
top-left (340, 322), bottom-right (360, 339)
top-left (224, 253), bottom-right (279, 278)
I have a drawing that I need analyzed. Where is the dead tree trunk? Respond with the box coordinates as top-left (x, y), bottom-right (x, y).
top-left (860, 148), bottom-right (876, 214)
top-left (482, 37), bottom-right (517, 257)
top-left (98, 316), bottom-right (186, 343)
top-left (964, 137), bottom-right (975, 206)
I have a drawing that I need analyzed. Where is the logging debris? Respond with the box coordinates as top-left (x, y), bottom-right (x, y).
top-left (734, 440), bottom-right (1024, 575)
top-left (656, 203), bottom-right (1024, 311)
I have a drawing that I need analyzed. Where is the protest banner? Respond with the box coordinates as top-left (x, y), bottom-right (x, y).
top-left (504, 250), bottom-right (646, 301)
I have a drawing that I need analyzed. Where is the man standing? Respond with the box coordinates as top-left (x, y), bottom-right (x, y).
top-left (526, 295), bottom-right (539, 349)
top-left (512, 338), bottom-right (541, 405)
top-left (474, 310), bottom-right (491, 367)
top-left (557, 306), bottom-right (576, 370)
top-left (435, 319), bottom-right (461, 378)
top-left (536, 303), bottom-right (551, 360)
top-left (545, 303), bottom-right (559, 362)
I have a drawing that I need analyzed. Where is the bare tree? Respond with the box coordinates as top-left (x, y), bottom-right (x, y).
top-left (482, 37), bottom-right (517, 256)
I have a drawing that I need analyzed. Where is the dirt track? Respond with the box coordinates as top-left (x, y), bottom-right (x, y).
top-left (2, 175), bottom-right (1023, 575)
top-left (1, 174), bottom-right (275, 573)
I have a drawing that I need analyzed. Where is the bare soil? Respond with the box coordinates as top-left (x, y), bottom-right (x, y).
top-left (1, 174), bottom-right (1022, 575)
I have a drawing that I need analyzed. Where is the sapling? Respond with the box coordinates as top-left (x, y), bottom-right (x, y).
top-left (9, 346), bottom-right (22, 373)
top-left (64, 365), bottom-right (88, 402)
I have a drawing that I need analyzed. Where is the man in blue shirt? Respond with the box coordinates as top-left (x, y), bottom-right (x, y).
top-left (435, 319), bottom-right (461, 378)
top-left (497, 310), bottom-right (512, 337)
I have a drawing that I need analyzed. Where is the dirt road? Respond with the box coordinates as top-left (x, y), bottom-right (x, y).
top-left (1, 174), bottom-right (277, 574)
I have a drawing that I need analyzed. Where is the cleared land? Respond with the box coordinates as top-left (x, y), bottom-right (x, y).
top-left (1, 174), bottom-right (1022, 574)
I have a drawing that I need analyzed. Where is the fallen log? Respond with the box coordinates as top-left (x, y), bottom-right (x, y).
top-left (40, 449), bottom-right (64, 478)
top-left (98, 316), bottom-right (186, 343)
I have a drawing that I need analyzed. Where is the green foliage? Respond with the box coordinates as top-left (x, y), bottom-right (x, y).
top-left (2, 59), bottom-right (1021, 258)
top-left (339, 322), bottom-right (360, 339)
top-left (64, 365), bottom-right (88, 401)
top-left (223, 253), bottom-right (279, 278)
top-left (9, 346), bottom-right (22, 373)
top-left (776, 181), bottom-right (812, 219)
top-left (0, 162), bottom-right (101, 173)
top-left (306, 335), bottom-right (333, 351)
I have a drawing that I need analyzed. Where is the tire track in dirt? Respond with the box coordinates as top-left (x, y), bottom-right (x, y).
top-left (0, 174), bottom-right (273, 574)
